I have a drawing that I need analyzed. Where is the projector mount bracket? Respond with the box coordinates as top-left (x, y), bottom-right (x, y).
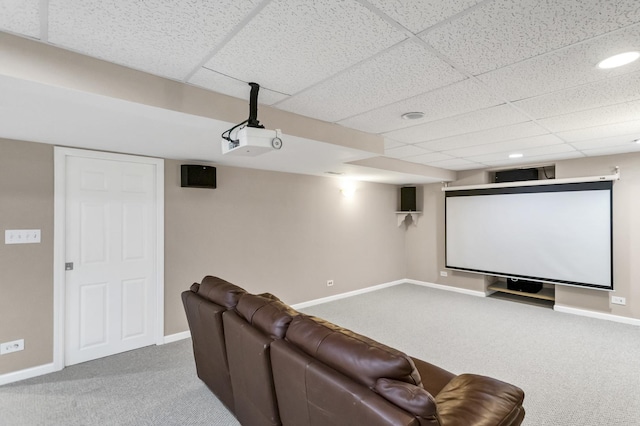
top-left (222, 82), bottom-right (282, 150)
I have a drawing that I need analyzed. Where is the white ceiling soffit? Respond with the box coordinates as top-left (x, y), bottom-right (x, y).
top-left (0, 0), bottom-right (640, 178)
top-left (0, 74), bottom-right (443, 184)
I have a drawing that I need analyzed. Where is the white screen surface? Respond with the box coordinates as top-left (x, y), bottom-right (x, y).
top-left (445, 182), bottom-right (612, 289)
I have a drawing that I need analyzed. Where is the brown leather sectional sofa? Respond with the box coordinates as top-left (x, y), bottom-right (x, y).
top-left (182, 276), bottom-right (525, 425)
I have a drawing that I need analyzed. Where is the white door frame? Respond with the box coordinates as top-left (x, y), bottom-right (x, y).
top-left (53, 147), bottom-right (164, 371)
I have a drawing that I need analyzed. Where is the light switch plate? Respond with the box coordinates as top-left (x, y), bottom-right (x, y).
top-left (5, 229), bottom-right (41, 244)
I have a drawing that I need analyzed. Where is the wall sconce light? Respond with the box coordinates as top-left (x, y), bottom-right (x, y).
top-left (340, 181), bottom-right (356, 198)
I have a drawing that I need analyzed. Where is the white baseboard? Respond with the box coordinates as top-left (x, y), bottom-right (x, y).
top-left (164, 330), bottom-right (191, 344)
top-left (0, 362), bottom-right (58, 386)
top-left (405, 279), bottom-right (489, 298)
top-left (291, 279), bottom-right (490, 310)
top-left (554, 304), bottom-right (640, 327)
top-left (291, 280), bottom-right (405, 310)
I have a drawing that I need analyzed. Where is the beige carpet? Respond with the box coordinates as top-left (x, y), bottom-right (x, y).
top-left (3, 283), bottom-right (640, 425)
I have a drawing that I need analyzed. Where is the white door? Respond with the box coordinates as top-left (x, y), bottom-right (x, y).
top-left (65, 156), bottom-right (158, 366)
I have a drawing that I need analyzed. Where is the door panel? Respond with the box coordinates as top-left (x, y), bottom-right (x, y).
top-left (79, 282), bottom-right (108, 349)
top-left (121, 278), bottom-right (147, 339)
top-left (80, 203), bottom-right (108, 264)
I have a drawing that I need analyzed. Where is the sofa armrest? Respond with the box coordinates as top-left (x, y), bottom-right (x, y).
top-left (410, 357), bottom-right (456, 397)
top-left (375, 378), bottom-right (440, 425)
top-left (434, 374), bottom-right (525, 426)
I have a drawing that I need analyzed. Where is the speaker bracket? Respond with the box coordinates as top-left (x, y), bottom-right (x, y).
top-left (396, 211), bottom-right (421, 227)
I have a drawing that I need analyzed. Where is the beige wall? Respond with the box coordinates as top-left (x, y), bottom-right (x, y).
top-left (0, 139), bottom-right (54, 375)
top-left (164, 161), bottom-right (406, 335)
top-left (3, 137), bottom-right (640, 379)
top-left (0, 138), bottom-right (406, 375)
top-left (406, 152), bottom-right (640, 320)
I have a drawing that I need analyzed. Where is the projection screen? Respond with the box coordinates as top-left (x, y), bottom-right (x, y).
top-left (445, 181), bottom-right (613, 290)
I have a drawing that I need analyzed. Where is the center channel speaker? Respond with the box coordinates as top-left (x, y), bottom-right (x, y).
top-left (400, 187), bottom-right (417, 211)
top-left (506, 278), bottom-right (542, 294)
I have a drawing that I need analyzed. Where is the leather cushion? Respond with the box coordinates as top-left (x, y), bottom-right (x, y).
top-left (375, 378), bottom-right (438, 420)
top-left (236, 293), bottom-right (297, 338)
top-left (197, 276), bottom-right (246, 309)
top-left (435, 373), bottom-right (525, 426)
top-left (285, 315), bottom-right (422, 389)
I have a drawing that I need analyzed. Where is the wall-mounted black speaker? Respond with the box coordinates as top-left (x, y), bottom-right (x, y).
top-left (400, 187), bottom-right (417, 211)
top-left (181, 165), bottom-right (216, 189)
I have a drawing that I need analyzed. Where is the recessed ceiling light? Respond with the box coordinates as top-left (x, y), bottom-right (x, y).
top-left (634, 138), bottom-right (640, 144)
top-left (597, 51), bottom-right (640, 69)
top-left (509, 153), bottom-right (523, 159)
top-left (324, 171), bottom-right (344, 175)
top-left (401, 112), bottom-right (425, 120)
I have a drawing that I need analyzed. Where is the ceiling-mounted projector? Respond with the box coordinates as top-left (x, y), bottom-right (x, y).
top-left (222, 127), bottom-right (283, 156)
top-left (221, 82), bottom-right (283, 156)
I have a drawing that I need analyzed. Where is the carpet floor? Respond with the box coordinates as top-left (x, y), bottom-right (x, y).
top-left (2, 283), bottom-right (639, 425)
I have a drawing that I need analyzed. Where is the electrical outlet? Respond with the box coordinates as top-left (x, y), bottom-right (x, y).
top-left (326, 279), bottom-right (334, 287)
top-left (611, 296), bottom-right (626, 305)
top-left (440, 271), bottom-right (448, 277)
top-left (1, 339), bottom-right (24, 355)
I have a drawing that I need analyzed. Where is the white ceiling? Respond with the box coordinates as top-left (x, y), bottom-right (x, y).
top-left (1, 0), bottom-right (640, 182)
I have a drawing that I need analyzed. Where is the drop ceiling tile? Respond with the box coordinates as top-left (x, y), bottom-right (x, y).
top-left (427, 158), bottom-right (485, 170)
top-left (367, 0), bottom-right (483, 33)
top-left (385, 144), bottom-right (431, 159)
top-left (422, 0), bottom-right (640, 75)
top-left (205, 0), bottom-right (407, 95)
top-left (384, 138), bottom-right (405, 150)
top-left (477, 24), bottom-right (640, 102)
top-left (417, 121), bottom-right (549, 151)
top-left (468, 142), bottom-right (575, 164)
top-left (189, 68), bottom-right (289, 105)
top-left (582, 144), bottom-right (640, 157)
top-left (48, 0), bottom-right (261, 81)
top-left (538, 100), bottom-right (640, 133)
top-left (557, 119), bottom-right (640, 142)
top-left (571, 134), bottom-right (640, 150)
top-left (404, 152), bottom-right (455, 164)
top-left (0, 0), bottom-right (40, 38)
top-left (275, 40), bottom-right (466, 122)
top-left (481, 150), bottom-right (585, 168)
top-left (514, 70), bottom-right (640, 119)
top-left (338, 78), bottom-right (501, 134)
top-left (443, 134), bottom-right (564, 158)
top-left (383, 103), bottom-right (530, 144)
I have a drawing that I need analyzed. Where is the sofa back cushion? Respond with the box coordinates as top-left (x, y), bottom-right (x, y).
top-left (285, 315), bottom-right (422, 389)
top-left (196, 276), bottom-right (246, 308)
top-left (236, 293), bottom-right (297, 338)
top-left (271, 339), bottom-right (420, 426)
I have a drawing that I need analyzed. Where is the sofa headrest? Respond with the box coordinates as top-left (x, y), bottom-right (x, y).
top-left (196, 276), bottom-right (247, 309)
top-left (285, 315), bottom-right (422, 389)
top-left (236, 293), bottom-right (298, 339)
